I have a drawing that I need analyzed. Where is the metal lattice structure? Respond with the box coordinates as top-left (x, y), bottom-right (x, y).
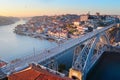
top-left (72, 32), bottom-right (111, 79)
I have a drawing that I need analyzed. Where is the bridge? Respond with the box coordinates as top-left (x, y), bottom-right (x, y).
top-left (1, 23), bottom-right (118, 80)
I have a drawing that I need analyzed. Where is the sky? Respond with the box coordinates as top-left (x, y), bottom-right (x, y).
top-left (0, 0), bottom-right (120, 17)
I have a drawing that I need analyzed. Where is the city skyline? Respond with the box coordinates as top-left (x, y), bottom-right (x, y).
top-left (0, 0), bottom-right (120, 17)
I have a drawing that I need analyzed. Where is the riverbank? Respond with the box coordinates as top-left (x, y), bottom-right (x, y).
top-left (0, 20), bottom-right (57, 62)
top-left (14, 30), bottom-right (68, 44)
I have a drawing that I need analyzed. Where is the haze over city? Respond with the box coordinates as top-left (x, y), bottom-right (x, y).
top-left (0, 0), bottom-right (120, 17)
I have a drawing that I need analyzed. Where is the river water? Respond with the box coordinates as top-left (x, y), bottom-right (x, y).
top-left (86, 52), bottom-right (120, 80)
top-left (0, 20), bottom-right (57, 62)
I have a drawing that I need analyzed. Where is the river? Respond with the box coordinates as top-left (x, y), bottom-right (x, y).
top-left (0, 20), bottom-right (57, 62)
top-left (86, 52), bottom-right (120, 80)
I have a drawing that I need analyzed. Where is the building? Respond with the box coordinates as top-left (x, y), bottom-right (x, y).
top-left (8, 63), bottom-right (72, 80)
top-left (80, 14), bottom-right (89, 22)
top-left (48, 30), bottom-right (68, 39)
top-left (73, 22), bottom-right (80, 26)
top-left (96, 12), bottom-right (100, 16)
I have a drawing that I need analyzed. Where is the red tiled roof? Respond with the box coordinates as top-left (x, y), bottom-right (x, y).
top-left (8, 64), bottom-right (71, 80)
top-left (0, 60), bottom-right (7, 68)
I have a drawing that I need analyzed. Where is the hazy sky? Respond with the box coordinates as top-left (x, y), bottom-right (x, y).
top-left (0, 0), bottom-right (120, 17)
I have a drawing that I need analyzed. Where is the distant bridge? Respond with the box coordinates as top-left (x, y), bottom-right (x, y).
top-left (1, 23), bottom-right (118, 80)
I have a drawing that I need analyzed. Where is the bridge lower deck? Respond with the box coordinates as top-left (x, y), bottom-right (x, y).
top-left (86, 51), bottom-right (120, 80)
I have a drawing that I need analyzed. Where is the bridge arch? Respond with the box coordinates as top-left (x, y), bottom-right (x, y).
top-left (71, 31), bottom-right (112, 80)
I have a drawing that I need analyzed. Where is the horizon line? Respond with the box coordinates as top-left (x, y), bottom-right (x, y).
top-left (1, 13), bottom-right (120, 18)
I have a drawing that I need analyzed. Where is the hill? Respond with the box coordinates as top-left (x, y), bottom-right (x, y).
top-left (0, 16), bottom-right (19, 26)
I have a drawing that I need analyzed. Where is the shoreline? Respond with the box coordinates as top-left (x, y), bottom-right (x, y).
top-left (0, 17), bottom-right (19, 27)
top-left (14, 30), bottom-right (68, 44)
top-left (0, 21), bottom-right (18, 27)
top-left (0, 21), bottom-right (17, 26)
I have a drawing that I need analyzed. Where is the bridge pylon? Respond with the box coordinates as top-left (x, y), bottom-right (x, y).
top-left (69, 68), bottom-right (83, 80)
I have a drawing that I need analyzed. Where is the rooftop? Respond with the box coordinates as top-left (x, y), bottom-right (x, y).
top-left (8, 63), bottom-right (71, 80)
top-left (0, 60), bottom-right (7, 68)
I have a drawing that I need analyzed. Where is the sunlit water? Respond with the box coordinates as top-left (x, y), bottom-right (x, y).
top-left (0, 20), bottom-right (57, 62)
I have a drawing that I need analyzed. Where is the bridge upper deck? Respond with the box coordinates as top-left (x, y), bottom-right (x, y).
top-left (1, 23), bottom-right (116, 74)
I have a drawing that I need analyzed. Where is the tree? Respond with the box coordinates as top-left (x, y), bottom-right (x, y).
top-left (58, 64), bottom-right (66, 72)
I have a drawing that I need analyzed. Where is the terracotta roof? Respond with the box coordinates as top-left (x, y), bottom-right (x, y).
top-left (8, 64), bottom-right (71, 80)
top-left (0, 60), bottom-right (7, 68)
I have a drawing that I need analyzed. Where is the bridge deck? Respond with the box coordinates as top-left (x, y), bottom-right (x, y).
top-left (1, 24), bottom-right (116, 74)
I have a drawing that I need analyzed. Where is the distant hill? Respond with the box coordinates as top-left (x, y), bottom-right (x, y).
top-left (0, 16), bottom-right (19, 26)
